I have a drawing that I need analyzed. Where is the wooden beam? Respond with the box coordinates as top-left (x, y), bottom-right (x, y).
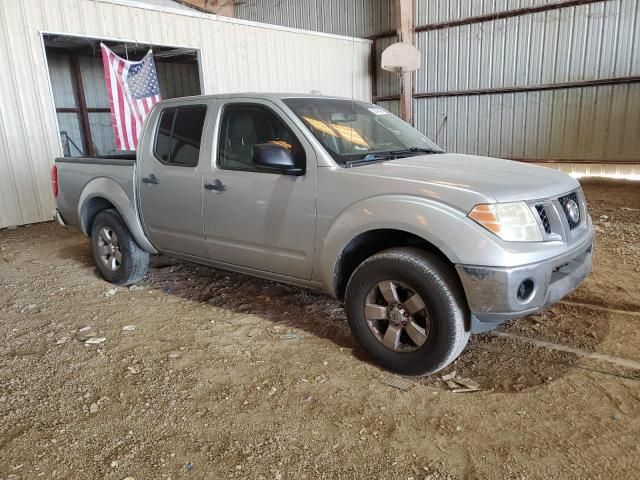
top-left (395, 0), bottom-right (412, 40)
top-left (372, 75), bottom-right (640, 102)
top-left (70, 55), bottom-right (94, 156)
top-left (370, 41), bottom-right (377, 99)
top-left (395, 0), bottom-right (413, 125)
top-left (415, 0), bottom-right (605, 33)
top-left (177, 0), bottom-right (235, 16)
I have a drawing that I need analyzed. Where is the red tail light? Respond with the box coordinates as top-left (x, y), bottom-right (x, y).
top-left (51, 164), bottom-right (58, 198)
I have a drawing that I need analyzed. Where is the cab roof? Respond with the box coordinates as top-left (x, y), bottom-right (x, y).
top-left (155, 92), bottom-right (367, 105)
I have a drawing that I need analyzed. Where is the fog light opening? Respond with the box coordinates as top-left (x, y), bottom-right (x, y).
top-left (517, 279), bottom-right (535, 302)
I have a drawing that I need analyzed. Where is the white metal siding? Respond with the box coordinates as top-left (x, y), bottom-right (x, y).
top-left (412, 0), bottom-right (640, 165)
top-left (0, 0), bottom-right (371, 228)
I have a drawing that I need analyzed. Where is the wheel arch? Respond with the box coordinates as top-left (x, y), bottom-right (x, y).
top-left (78, 177), bottom-right (157, 254)
top-left (317, 195), bottom-right (480, 300)
top-left (314, 194), bottom-right (506, 298)
top-left (332, 228), bottom-right (455, 301)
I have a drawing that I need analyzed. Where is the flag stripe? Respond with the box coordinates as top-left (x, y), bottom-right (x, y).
top-left (117, 60), bottom-right (134, 150)
top-left (100, 44), bottom-right (161, 151)
top-left (114, 53), bottom-right (128, 149)
top-left (102, 50), bottom-right (121, 151)
top-left (110, 52), bottom-right (126, 150)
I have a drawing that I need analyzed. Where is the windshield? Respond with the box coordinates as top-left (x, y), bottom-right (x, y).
top-left (282, 98), bottom-right (443, 165)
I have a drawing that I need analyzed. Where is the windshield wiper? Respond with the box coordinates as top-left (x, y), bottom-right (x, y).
top-left (344, 147), bottom-right (443, 168)
top-left (387, 147), bottom-right (442, 155)
top-left (344, 153), bottom-right (395, 167)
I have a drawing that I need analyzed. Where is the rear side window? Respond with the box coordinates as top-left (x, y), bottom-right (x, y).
top-left (153, 105), bottom-right (207, 167)
top-left (154, 109), bottom-right (174, 163)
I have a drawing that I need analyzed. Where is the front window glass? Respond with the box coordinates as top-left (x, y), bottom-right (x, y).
top-left (218, 104), bottom-right (305, 173)
top-left (282, 98), bottom-right (443, 165)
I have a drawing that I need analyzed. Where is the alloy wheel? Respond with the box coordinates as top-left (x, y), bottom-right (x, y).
top-left (364, 280), bottom-right (430, 352)
top-left (96, 226), bottom-right (122, 271)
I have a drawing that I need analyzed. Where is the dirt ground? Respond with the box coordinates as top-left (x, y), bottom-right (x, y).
top-left (1, 179), bottom-right (639, 480)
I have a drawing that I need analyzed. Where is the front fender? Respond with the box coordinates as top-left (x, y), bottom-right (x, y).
top-left (317, 195), bottom-right (503, 297)
top-left (78, 177), bottom-right (157, 254)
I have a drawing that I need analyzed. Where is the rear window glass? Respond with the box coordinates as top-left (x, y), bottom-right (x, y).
top-left (153, 105), bottom-right (207, 167)
top-left (154, 109), bottom-right (174, 163)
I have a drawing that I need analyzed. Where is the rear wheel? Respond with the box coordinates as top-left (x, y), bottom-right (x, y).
top-left (345, 247), bottom-right (470, 376)
top-left (91, 209), bottom-right (149, 285)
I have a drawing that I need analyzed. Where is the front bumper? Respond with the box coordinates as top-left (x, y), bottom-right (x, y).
top-left (456, 234), bottom-right (593, 333)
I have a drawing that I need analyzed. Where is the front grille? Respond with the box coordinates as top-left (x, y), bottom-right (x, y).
top-left (558, 191), bottom-right (581, 229)
top-left (535, 204), bottom-right (552, 234)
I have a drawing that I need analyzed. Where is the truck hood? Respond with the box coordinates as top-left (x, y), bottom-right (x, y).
top-left (348, 153), bottom-right (580, 204)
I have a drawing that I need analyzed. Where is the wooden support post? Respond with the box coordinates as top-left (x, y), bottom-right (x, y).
top-left (395, 0), bottom-right (414, 124)
top-left (370, 40), bottom-right (378, 100)
top-left (71, 55), bottom-right (94, 156)
top-left (179, 1), bottom-right (235, 16)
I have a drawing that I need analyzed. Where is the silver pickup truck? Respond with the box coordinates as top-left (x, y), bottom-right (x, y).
top-left (53, 93), bottom-right (593, 376)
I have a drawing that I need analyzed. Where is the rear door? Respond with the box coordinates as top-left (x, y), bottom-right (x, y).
top-left (138, 102), bottom-right (210, 257)
top-left (203, 98), bottom-right (317, 279)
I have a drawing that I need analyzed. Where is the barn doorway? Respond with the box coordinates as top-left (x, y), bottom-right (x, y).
top-left (43, 33), bottom-right (202, 157)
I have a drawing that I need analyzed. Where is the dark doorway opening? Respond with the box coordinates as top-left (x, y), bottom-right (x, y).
top-left (43, 34), bottom-right (202, 156)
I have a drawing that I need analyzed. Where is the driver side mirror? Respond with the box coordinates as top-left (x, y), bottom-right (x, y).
top-left (251, 143), bottom-right (304, 176)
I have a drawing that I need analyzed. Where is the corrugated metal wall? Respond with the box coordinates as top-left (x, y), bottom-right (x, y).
top-left (235, 0), bottom-right (395, 37)
top-left (0, 0), bottom-right (371, 228)
top-left (416, 0), bottom-right (571, 24)
top-left (411, 0), bottom-right (640, 163)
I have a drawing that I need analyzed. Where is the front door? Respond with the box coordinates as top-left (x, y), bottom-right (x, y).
top-left (138, 103), bottom-right (209, 258)
top-left (203, 99), bottom-right (317, 280)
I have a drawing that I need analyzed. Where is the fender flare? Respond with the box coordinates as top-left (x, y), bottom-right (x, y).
top-left (78, 177), bottom-right (157, 254)
top-left (316, 195), bottom-right (501, 297)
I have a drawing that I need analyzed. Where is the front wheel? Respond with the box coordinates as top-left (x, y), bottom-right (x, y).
top-left (345, 247), bottom-right (470, 376)
top-left (90, 209), bottom-right (149, 285)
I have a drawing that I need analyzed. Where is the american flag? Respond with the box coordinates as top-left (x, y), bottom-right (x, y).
top-left (101, 44), bottom-right (161, 150)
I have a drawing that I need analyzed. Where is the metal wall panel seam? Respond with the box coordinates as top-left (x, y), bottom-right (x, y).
top-left (25, 3), bottom-right (68, 216)
top-left (4, 1), bottom-right (44, 223)
top-left (533, 11), bottom-right (547, 157)
top-left (628, 0), bottom-right (640, 75)
top-left (600, 0), bottom-right (622, 157)
top-left (573, 4), bottom-right (590, 159)
top-left (0, 9), bottom-right (24, 226)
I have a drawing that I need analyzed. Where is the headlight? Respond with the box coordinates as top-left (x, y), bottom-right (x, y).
top-left (468, 202), bottom-right (542, 242)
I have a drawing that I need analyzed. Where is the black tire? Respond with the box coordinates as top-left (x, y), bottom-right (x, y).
top-left (90, 209), bottom-right (149, 285)
top-left (345, 247), bottom-right (470, 376)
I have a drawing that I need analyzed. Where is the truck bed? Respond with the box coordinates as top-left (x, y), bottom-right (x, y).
top-left (54, 155), bottom-right (137, 230)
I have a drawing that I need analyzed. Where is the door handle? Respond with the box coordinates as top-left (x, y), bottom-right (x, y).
top-left (142, 174), bottom-right (159, 185)
top-left (204, 179), bottom-right (226, 192)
